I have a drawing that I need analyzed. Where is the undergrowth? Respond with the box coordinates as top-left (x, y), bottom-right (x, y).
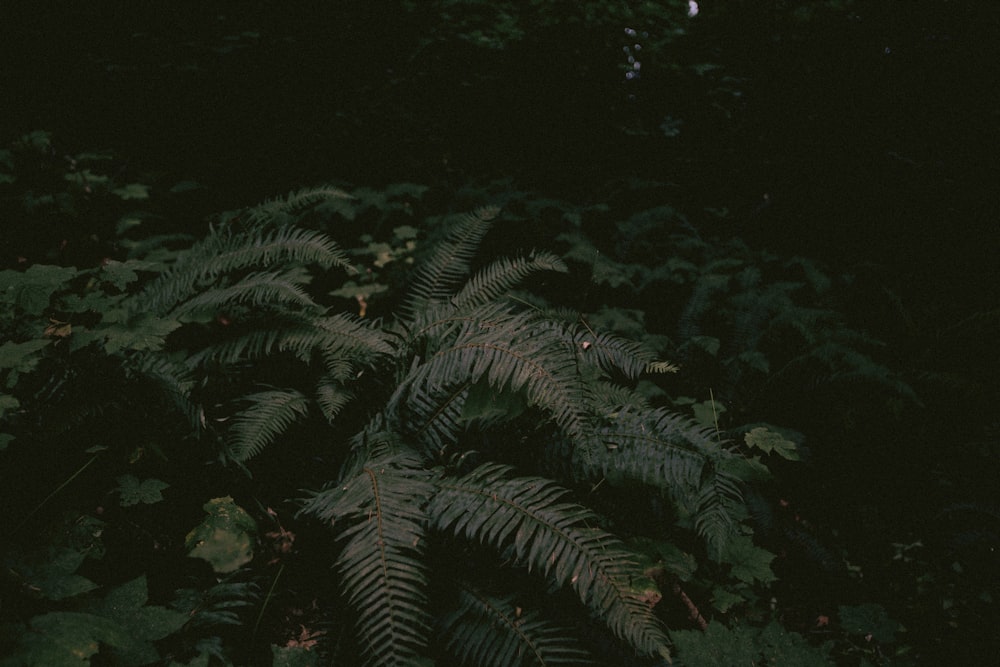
top-left (5, 132), bottom-right (991, 666)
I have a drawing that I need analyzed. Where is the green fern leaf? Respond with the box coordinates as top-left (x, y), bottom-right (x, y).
top-left (140, 225), bottom-right (350, 314)
top-left (591, 407), bottom-right (714, 490)
top-left (571, 328), bottom-right (657, 380)
top-left (451, 250), bottom-right (568, 310)
top-left (245, 185), bottom-right (354, 226)
top-left (585, 406), bottom-right (742, 553)
top-left (430, 464), bottom-right (671, 659)
top-left (301, 454), bottom-right (435, 667)
top-left (315, 379), bottom-right (354, 423)
top-left (393, 308), bottom-right (588, 449)
top-left (225, 389), bottom-right (310, 463)
top-left (440, 587), bottom-right (596, 666)
top-left (169, 268), bottom-right (316, 318)
top-left (187, 312), bottom-right (395, 369)
top-left (405, 207), bottom-right (499, 314)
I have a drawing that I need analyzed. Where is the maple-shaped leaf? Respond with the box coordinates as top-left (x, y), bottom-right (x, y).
top-left (101, 313), bottom-right (182, 353)
top-left (185, 496), bottom-right (257, 573)
top-left (744, 426), bottom-right (800, 461)
top-left (100, 260), bottom-right (140, 291)
top-left (89, 576), bottom-right (188, 665)
top-left (0, 264), bottom-right (77, 315)
top-left (721, 534), bottom-right (777, 585)
top-left (116, 474), bottom-right (170, 507)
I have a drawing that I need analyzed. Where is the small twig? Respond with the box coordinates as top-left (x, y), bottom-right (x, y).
top-left (709, 387), bottom-right (722, 442)
top-left (671, 578), bottom-right (708, 631)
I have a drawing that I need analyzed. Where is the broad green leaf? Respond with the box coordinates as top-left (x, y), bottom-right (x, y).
top-left (719, 454), bottom-right (772, 483)
top-left (116, 215), bottom-right (145, 235)
top-left (65, 169), bottom-right (109, 187)
top-left (170, 179), bottom-right (202, 193)
top-left (1, 611), bottom-right (129, 666)
top-left (116, 474), bottom-right (170, 506)
top-left (1, 393), bottom-right (20, 416)
top-left (838, 603), bottom-right (903, 643)
top-left (393, 224), bottom-right (419, 240)
top-left (710, 585), bottom-right (747, 613)
top-left (90, 576), bottom-right (188, 663)
top-left (185, 496), bottom-right (257, 573)
top-left (100, 260), bottom-right (140, 291)
top-left (722, 534), bottom-right (777, 585)
top-left (5, 547), bottom-right (97, 601)
top-left (692, 398), bottom-right (725, 428)
top-left (112, 183), bottom-right (150, 200)
top-left (0, 264), bottom-right (77, 314)
top-left (101, 313), bottom-right (182, 353)
top-left (745, 426), bottom-right (800, 460)
top-left (0, 340), bottom-right (51, 375)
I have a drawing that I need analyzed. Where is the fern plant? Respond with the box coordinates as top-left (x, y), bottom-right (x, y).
top-left (126, 189), bottom-right (775, 666)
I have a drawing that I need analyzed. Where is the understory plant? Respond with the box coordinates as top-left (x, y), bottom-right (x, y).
top-left (2, 183), bottom-right (902, 665)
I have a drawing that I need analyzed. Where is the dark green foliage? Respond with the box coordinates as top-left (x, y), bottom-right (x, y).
top-left (1, 180), bottom-right (926, 666)
top-left (439, 588), bottom-right (596, 666)
top-left (129, 187), bottom-right (769, 664)
top-left (430, 463), bottom-right (670, 658)
top-left (671, 621), bottom-right (833, 666)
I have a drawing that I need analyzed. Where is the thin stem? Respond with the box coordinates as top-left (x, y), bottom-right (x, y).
top-left (251, 562), bottom-right (285, 651)
top-left (12, 454), bottom-right (100, 536)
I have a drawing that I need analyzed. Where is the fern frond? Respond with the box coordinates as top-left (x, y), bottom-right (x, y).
top-left (244, 186), bottom-right (354, 227)
top-left (646, 360), bottom-right (680, 374)
top-left (169, 268), bottom-right (317, 318)
top-left (582, 406), bottom-right (742, 552)
top-left (338, 416), bottom-right (424, 481)
top-left (591, 407), bottom-right (714, 489)
top-left (128, 353), bottom-right (203, 432)
top-left (187, 312), bottom-right (395, 370)
top-left (405, 207), bottom-right (499, 315)
top-left (404, 300), bottom-right (516, 356)
top-left (394, 308), bottom-right (588, 446)
top-left (692, 463), bottom-right (744, 557)
top-left (571, 327), bottom-right (657, 380)
top-left (315, 380), bottom-right (354, 423)
top-left (139, 225), bottom-right (350, 314)
top-left (301, 454), bottom-right (435, 667)
top-left (440, 587), bottom-right (596, 666)
top-left (225, 389), bottom-right (310, 463)
top-left (452, 251), bottom-right (568, 310)
top-left (397, 380), bottom-right (469, 457)
top-left (430, 464), bottom-right (671, 659)
top-left (584, 382), bottom-right (651, 414)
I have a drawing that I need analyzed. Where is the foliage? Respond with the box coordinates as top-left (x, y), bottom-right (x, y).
top-left (185, 497), bottom-right (258, 574)
top-left (0, 175), bottom-right (938, 665)
top-left (671, 620), bottom-right (833, 667)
